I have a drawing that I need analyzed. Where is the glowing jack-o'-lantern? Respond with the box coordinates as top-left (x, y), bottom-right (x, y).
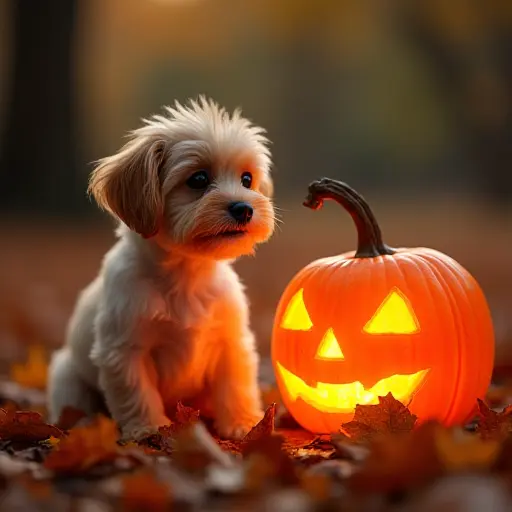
top-left (271, 178), bottom-right (495, 434)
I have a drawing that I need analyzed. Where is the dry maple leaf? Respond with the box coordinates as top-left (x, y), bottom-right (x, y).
top-left (171, 422), bottom-right (235, 473)
top-left (0, 408), bottom-right (64, 443)
top-left (44, 415), bottom-right (120, 475)
top-left (55, 405), bottom-right (87, 431)
top-left (173, 401), bottom-right (200, 426)
top-left (340, 393), bottom-right (417, 442)
top-left (9, 345), bottom-right (48, 391)
top-left (476, 399), bottom-right (512, 440)
top-left (214, 403), bottom-right (278, 455)
top-left (139, 401), bottom-right (201, 452)
top-left (243, 434), bottom-right (300, 491)
top-left (348, 420), bottom-right (443, 494)
top-left (243, 403), bottom-right (276, 444)
top-left (434, 426), bottom-right (500, 472)
top-left (300, 471), bottom-right (333, 502)
top-left (120, 469), bottom-right (170, 512)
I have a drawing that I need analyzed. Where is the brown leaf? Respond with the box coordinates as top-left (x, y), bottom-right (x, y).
top-left (331, 434), bottom-right (369, 462)
top-left (340, 393), bottom-right (417, 442)
top-left (280, 429), bottom-right (319, 452)
top-left (492, 434), bottom-right (512, 472)
top-left (172, 422), bottom-right (235, 473)
top-left (243, 434), bottom-right (300, 491)
top-left (299, 471), bottom-right (332, 502)
top-left (174, 401), bottom-right (201, 426)
top-left (55, 406), bottom-right (87, 431)
top-left (243, 403), bottom-right (276, 444)
top-left (476, 399), bottom-right (512, 440)
top-left (120, 469), bottom-right (170, 512)
top-left (348, 420), bottom-right (443, 494)
top-left (44, 415), bottom-right (120, 475)
top-left (0, 408), bottom-right (64, 443)
top-left (137, 401), bottom-right (201, 452)
top-left (434, 426), bottom-right (500, 472)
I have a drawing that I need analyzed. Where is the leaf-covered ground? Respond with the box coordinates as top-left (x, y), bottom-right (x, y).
top-left (1, 347), bottom-right (512, 511)
top-left (1, 219), bottom-right (512, 511)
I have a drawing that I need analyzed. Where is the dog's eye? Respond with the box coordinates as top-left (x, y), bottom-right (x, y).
top-left (187, 170), bottom-right (210, 190)
top-left (241, 172), bottom-right (253, 189)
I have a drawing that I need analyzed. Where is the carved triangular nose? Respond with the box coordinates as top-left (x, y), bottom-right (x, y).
top-left (315, 328), bottom-right (345, 360)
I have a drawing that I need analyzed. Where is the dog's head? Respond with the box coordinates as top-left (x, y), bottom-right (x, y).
top-left (89, 96), bottom-right (275, 260)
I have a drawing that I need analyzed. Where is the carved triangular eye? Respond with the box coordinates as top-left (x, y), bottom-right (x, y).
top-left (280, 288), bottom-right (313, 331)
top-left (364, 287), bottom-right (420, 334)
top-left (315, 328), bottom-right (344, 360)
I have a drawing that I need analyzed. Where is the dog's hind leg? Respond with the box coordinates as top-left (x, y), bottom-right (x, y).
top-left (47, 347), bottom-right (103, 424)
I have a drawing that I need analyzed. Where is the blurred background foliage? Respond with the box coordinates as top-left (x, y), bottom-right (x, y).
top-left (0, 0), bottom-right (511, 364)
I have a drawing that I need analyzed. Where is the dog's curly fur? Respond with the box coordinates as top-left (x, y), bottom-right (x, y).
top-left (47, 97), bottom-right (275, 440)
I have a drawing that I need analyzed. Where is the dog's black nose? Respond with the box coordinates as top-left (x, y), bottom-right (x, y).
top-left (228, 202), bottom-right (253, 224)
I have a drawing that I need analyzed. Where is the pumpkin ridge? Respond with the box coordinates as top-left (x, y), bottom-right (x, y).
top-left (415, 253), bottom-right (464, 424)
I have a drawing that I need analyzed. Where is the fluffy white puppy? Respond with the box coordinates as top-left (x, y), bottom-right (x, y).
top-left (47, 97), bottom-right (275, 440)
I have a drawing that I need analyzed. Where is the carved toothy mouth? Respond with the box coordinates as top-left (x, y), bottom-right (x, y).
top-left (276, 362), bottom-right (429, 414)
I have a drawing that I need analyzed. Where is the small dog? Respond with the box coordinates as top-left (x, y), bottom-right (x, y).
top-left (47, 97), bottom-right (275, 440)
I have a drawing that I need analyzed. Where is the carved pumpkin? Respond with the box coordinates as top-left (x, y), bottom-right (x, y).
top-left (271, 178), bottom-right (495, 434)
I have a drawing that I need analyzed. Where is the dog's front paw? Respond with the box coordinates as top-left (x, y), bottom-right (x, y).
top-left (215, 412), bottom-right (263, 440)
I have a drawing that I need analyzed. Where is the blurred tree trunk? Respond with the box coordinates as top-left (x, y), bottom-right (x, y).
top-left (0, 0), bottom-right (86, 217)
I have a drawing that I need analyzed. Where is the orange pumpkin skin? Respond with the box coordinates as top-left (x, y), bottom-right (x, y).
top-left (271, 179), bottom-right (495, 434)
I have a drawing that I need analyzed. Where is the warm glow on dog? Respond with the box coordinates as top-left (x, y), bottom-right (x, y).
top-left (48, 97), bottom-right (275, 442)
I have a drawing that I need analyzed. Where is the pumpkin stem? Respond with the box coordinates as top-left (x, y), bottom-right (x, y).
top-left (303, 178), bottom-right (395, 258)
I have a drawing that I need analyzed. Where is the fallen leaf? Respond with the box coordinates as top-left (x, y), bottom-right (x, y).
top-left (476, 399), bottom-right (512, 440)
top-left (44, 415), bottom-right (120, 475)
top-left (331, 434), bottom-right (370, 462)
top-left (205, 463), bottom-right (245, 494)
top-left (340, 393), bottom-right (417, 442)
top-left (280, 429), bottom-right (319, 453)
top-left (410, 473), bottom-right (512, 512)
top-left (304, 459), bottom-right (355, 480)
top-left (55, 405), bottom-right (87, 431)
top-left (173, 401), bottom-right (201, 426)
top-left (243, 434), bottom-right (300, 489)
top-left (172, 422), bottom-right (235, 473)
top-left (0, 408), bottom-right (64, 443)
top-left (120, 469), bottom-right (170, 512)
top-left (434, 426), bottom-right (500, 472)
top-left (490, 434), bottom-right (512, 472)
top-left (9, 345), bottom-right (49, 391)
top-left (243, 403), bottom-right (276, 444)
top-left (137, 402), bottom-right (201, 453)
top-left (18, 474), bottom-right (53, 500)
top-left (348, 420), bottom-right (442, 493)
top-left (300, 471), bottom-right (333, 501)
top-left (213, 404), bottom-right (278, 456)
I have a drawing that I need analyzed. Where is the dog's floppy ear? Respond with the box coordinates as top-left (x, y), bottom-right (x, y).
top-left (89, 136), bottom-right (166, 238)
